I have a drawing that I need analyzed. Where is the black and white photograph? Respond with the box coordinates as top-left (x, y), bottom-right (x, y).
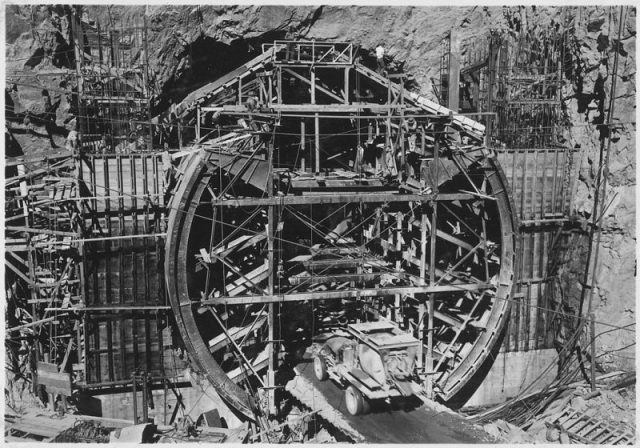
top-left (3, 2), bottom-right (636, 444)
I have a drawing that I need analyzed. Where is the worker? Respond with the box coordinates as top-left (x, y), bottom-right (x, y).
top-left (65, 120), bottom-right (78, 152)
top-left (385, 145), bottom-right (397, 177)
top-left (245, 93), bottom-right (260, 112)
top-left (162, 149), bottom-right (176, 197)
top-left (375, 42), bottom-right (386, 75)
top-left (284, 25), bottom-right (297, 60)
top-left (353, 144), bottom-right (365, 175)
top-left (135, 124), bottom-right (146, 150)
top-left (96, 135), bottom-right (107, 154)
top-left (461, 74), bottom-right (475, 110)
top-left (404, 117), bottom-right (418, 153)
top-left (127, 131), bottom-right (138, 153)
top-left (42, 89), bottom-right (58, 148)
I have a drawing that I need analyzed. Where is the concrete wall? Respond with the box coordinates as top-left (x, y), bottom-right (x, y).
top-left (78, 377), bottom-right (243, 428)
top-left (463, 348), bottom-right (559, 408)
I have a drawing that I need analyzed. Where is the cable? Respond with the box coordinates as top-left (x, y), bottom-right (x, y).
top-left (15, 153), bottom-right (637, 335)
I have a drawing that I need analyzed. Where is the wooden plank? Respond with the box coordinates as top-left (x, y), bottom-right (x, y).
top-left (8, 422), bottom-right (60, 438)
top-left (288, 272), bottom-right (380, 286)
top-left (7, 315), bottom-right (67, 333)
top-left (225, 263), bottom-right (269, 291)
top-left (433, 310), bottom-right (466, 330)
top-left (206, 282), bottom-right (492, 305)
top-left (227, 348), bottom-right (269, 383)
top-left (304, 258), bottom-right (387, 271)
top-left (208, 314), bottom-right (268, 352)
top-left (213, 232), bottom-right (267, 258)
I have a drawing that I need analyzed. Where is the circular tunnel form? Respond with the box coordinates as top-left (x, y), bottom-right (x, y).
top-left (164, 42), bottom-right (517, 421)
top-left (165, 145), bottom-right (517, 420)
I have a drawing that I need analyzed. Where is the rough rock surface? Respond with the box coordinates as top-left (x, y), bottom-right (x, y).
top-left (556, 6), bottom-right (636, 370)
top-left (4, 5), bottom-right (636, 370)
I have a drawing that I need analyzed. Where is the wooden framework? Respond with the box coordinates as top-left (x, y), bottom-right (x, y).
top-left (5, 149), bottom-right (86, 394)
top-left (3, 149), bottom-right (185, 392)
top-left (444, 27), bottom-right (581, 352)
top-left (70, 7), bottom-right (153, 154)
top-left (4, 9), bottom-right (182, 398)
top-left (164, 40), bottom-right (517, 421)
top-left (76, 154), bottom-right (180, 385)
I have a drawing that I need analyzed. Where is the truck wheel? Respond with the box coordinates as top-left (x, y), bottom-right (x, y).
top-left (345, 385), bottom-right (366, 416)
top-left (313, 355), bottom-right (328, 381)
top-left (362, 398), bottom-right (371, 414)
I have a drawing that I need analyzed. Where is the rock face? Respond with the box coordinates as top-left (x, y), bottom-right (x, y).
top-left (5, 5), bottom-right (635, 369)
top-left (556, 6), bottom-right (636, 370)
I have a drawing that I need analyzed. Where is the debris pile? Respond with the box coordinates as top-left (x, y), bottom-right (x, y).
top-left (51, 420), bottom-right (112, 443)
top-left (472, 371), bottom-right (636, 444)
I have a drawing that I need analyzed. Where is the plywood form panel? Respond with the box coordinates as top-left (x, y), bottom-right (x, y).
top-left (80, 155), bottom-right (163, 213)
top-left (84, 312), bottom-right (175, 384)
top-left (79, 153), bottom-right (169, 386)
top-left (495, 148), bottom-right (575, 221)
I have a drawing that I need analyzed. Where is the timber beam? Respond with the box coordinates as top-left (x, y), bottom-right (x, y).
top-left (201, 282), bottom-right (491, 306)
top-left (207, 192), bottom-right (476, 207)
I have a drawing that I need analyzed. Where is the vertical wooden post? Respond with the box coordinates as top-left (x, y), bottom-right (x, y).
top-left (300, 120), bottom-right (306, 172)
top-left (398, 76), bottom-right (405, 181)
top-left (418, 303), bottom-right (425, 370)
top-left (75, 320), bottom-right (83, 382)
top-left (132, 375), bottom-right (138, 423)
top-left (20, 161), bottom-right (42, 393)
top-left (433, 131), bottom-right (440, 194)
top-left (394, 212), bottom-right (402, 322)
top-left (142, 15), bottom-right (152, 149)
top-left (142, 372), bottom-right (149, 423)
top-left (590, 313), bottom-right (596, 392)
top-left (448, 29), bottom-right (461, 112)
top-left (314, 115), bottom-right (320, 174)
top-left (427, 201), bottom-right (437, 398)
top-left (385, 80), bottom-right (392, 174)
top-left (485, 36), bottom-right (498, 144)
top-left (311, 68), bottom-right (320, 173)
top-left (163, 378), bottom-right (168, 425)
top-left (343, 67), bottom-right (350, 104)
top-left (71, 8), bottom-right (84, 150)
top-left (196, 106), bottom-right (201, 141)
top-left (277, 66), bottom-right (283, 105)
top-left (258, 75), bottom-right (265, 105)
top-left (418, 212), bottom-right (428, 371)
top-left (267, 136), bottom-right (277, 415)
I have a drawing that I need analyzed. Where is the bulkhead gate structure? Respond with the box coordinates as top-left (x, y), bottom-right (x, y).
top-left (7, 10), bottom-right (589, 426)
top-left (162, 41), bottom-right (518, 418)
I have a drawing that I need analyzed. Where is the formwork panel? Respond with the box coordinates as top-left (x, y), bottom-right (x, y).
top-left (85, 312), bottom-right (175, 384)
top-left (496, 147), bottom-right (578, 352)
top-left (80, 155), bottom-right (163, 213)
top-left (78, 153), bottom-right (168, 387)
top-left (496, 147), bottom-right (576, 222)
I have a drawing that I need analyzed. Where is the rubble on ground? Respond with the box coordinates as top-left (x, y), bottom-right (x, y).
top-left (476, 371), bottom-right (635, 444)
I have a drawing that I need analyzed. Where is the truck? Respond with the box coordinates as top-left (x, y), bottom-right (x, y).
top-left (313, 321), bottom-right (421, 415)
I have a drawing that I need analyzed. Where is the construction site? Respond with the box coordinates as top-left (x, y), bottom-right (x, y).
top-left (3, 4), bottom-right (636, 444)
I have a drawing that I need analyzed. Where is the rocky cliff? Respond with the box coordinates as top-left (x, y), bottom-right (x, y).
top-left (5, 5), bottom-right (636, 369)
